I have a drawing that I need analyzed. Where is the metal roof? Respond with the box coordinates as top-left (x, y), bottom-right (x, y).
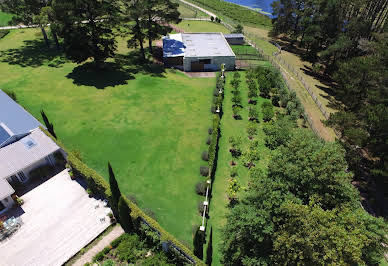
top-left (0, 89), bottom-right (43, 146)
top-left (0, 178), bottom-right (14, 200)
top-left (163, 33), bottom-right (235, 58)
top-left (0, 128), bottom-right (60, 179)
top-left (224, 33), bottom-right (245, 39)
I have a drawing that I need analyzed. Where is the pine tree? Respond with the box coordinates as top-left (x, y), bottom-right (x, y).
top-left (41, 110), bottom-right (57, 139)
top-left (108, 162), bottom-right (121, 214)
top-left (118, 196), bottom-right (134, 232)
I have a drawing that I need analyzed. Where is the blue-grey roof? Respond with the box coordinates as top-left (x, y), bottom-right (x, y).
top-left (0, 89), bottom-right (43, 147)
top-left (224, 34), bottom-right (245, 39)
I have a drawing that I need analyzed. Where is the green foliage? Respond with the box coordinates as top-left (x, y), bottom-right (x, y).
top-left (2, 89), bottom-right (17, 102)
top-left (195, 181), bottom-right (208, 196)
top-left (248, 106), bottom-right (258, 121)
top-left (232, 24), bottom-right (243, 34)
top-left (261, 102), bottom-right (274, 122)
top-left (118, 196), bottom-right (134, 233)
top-left (29, 164), bottom-right (54, 180)
top-left (116, 234), bottom-right (145, 262)
top-left (232, 105), bottom-right (241, 119)
top-left (246, 121), bottom-right (257, 139)
top-left (227, 178), bottom-right (241, 200)
top-left (272, 202), bottom-right (388, 265)
top-left (108, 162), bottom-right (121, 215)
top-left (263, 115), bottom-right (296, 150)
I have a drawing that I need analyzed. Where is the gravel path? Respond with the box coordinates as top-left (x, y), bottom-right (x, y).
top-left (72, 225), bottom-right (124, 266)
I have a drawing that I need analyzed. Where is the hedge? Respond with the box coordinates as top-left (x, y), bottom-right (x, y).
top-left (40, 127), bottom-right (205, 265)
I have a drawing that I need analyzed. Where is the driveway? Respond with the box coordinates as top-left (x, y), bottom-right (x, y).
top-left (0, 170), bottom-right (111, 266)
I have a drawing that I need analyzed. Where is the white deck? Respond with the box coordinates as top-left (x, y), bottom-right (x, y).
top-left (0, 170), bottom-right (111, 266)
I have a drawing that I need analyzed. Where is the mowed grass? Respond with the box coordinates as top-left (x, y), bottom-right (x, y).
top-left (0, 11), bottom-right (13, 27)
top-left (176, 1), bottom-right (208, 18)
top-left (175, 20), bottom-right (230, 33)
top-left (207, 71), bottom-right (272, 265)
top-left (0, 28), bottom-right (214, 246)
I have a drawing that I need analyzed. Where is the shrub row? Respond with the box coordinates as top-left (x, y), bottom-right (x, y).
top-left (40, 127), bottom-right (205, 265)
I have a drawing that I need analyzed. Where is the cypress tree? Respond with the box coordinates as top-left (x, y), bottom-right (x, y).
top-left (108, 162), bottom-right (121, 214)
top-left (193, 226), bottom-right (204, 260)
top-left (205, 227), bottom-right (213, 265)
top-left (118, 196), bottom-right (134, 232)
top-left (41, 110), bottom-right (57, 139)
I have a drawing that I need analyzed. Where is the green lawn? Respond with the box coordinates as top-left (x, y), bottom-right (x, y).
top-left (175, 20), bottom-right (230, 33)
top-left (0, 28), bottom-right (214, 247)
top-left (0, 11), bottom-right (13, 27)
top-left (206, 71), bottom-right (272, 265)
top-left (175, 1), bottom-right (208, 18)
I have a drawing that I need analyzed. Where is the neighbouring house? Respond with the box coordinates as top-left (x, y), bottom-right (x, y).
top-left (163, 32), bottom-right (236, 72)
top-left (224, 33), bottom-right (245, 45)
top-left (0, 90), bottom-right (66, 214)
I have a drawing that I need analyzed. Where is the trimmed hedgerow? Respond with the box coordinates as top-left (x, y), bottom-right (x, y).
top-left (40, 127), bottom-right (205, 266)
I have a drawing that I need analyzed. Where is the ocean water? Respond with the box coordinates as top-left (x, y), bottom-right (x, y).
top-left (222, 0), bottom-right (275, 15)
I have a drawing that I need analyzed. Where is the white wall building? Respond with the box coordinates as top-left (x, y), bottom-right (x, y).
top-left (163, 33), bottom-right (236, 72)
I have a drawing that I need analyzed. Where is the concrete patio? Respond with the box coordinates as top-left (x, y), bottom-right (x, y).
top-left (0, 170), bottom-right (111, 266)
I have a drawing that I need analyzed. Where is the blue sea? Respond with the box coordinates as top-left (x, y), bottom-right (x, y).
top-left (222, 0), bottom-right (275, 16)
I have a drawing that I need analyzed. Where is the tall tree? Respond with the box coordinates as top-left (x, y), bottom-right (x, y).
top-left (272, 202), bottom-right (388, 265)
top-left (118, 196), bottom-right (134, 232)
top-left (41, 109), bottom-right (57, 139)
top-left (122, 0), bottom-right (147, 60)
top-left (205, 227), bottom-right (213, 265)
top-left (143, 0), bottom-right (181, 54)
top-left (0, 0), bottom-right (50, 47)
top-left (108, 162), bottom-right (121, 215)
top-left (53, 0), bottom-right (120, 66)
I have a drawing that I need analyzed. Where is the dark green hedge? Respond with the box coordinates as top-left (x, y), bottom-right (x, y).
top-left (40, 127), bottom-right (205, 265)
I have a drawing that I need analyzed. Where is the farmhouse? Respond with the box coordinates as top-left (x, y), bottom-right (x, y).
top-left (0, 90), bottom-right (65, 214)
top-left (163, 32), bottom-right (235, 72)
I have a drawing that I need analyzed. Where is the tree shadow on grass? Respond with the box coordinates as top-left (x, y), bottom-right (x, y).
top-left (66, 50), bottom-right (166, 89)
top-left (0, 39), bottom-right (66, 68)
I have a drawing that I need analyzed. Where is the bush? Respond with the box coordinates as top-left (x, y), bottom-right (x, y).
top-left (232, 105), bottom-right (241, 119)
top-left (195, 181), bottom-right (208, 196)
top-left (272, 94), bottom-right (280, 107)
top-left (230, 167), bottom-right (238, 177)
top-left (197, 201), bottom-right (206, 215)
top-left (211, 105), bottom-right (216, 114)
top-left (262, 102), bottom-right (274, 122)
top-left (246, 122), bottom-right (258, 139)
top-left (111, 234), bottom-right (126, 248)
top-left (202, 151), bottom-right (209, 161)
top-left (102, 260), bottom-right (115, 266)
top-left (248, 107), bottom-right (259, 121)
top-left (116, 234), bottom-right (145, 262)
top-left (93, 251), bottom-right (105, 262)
top-left (233, 72), bottom-right (241, 80)
top-left (144, 208), bottom-right (157, 221)
top-left (200, 166), bottom-right (210, 177)
top-left (231, 94), bottom-right (242, 106)
top-left (227, 178), bottom-right (241, 200)
top-left (208, 128), bottom-right (213, 135)
top-left (206, 137), bottom-right (211, 145)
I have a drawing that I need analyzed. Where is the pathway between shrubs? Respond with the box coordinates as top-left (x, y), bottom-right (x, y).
top-left (73, 225), bottom-right (124, 266)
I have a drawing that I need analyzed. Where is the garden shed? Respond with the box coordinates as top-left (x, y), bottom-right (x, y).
top-left (163, 33), bottom-right (235, 72)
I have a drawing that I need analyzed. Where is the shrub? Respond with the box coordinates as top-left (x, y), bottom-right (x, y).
top-left (230, 79), bottom-right (240, 90)
top-left (116, 234), bottom-right (145, 262)
top-left (195, 181), bottom-right (208, 196)
top-left (231, 94), bottom-right (242, 106)
top-left (111, 234), bottom-right (126, 248)
top-left (246, 122), bottom-right (258, 139)
top-left (230, 167), bottom-right (238, 177)
top-left (272, 94), bottom-right (280, 107)
top-left (232, 105), bottom-right (241, 119)
top-left (213, 88), bottom-right (219, 96)
top-left (208, 128), bottom-right (213, 135)
top-left (248, 107), bottom-right (259, 121)
top-left (206, 137), bottom-right (211, 145)
top-left (197, 201), bottom-right (206, 215)
top-left (202, 151), bottom-right (209, 161)
top-left (211, 16), bottom-right (214, 21)
top-left (227, 178), bottom-right (241, 200)
top-left (93, 251), bottom-right (105, 262)
top-left (102, 260), bottom-right (115, 266)
top-left (144, 208), bottom-right (157, 221)
top-left (211, 105), bottom-right (216, 114)
top-left (233, 72), bottom-right (241, 80)
top-left (262, 102), bottom-right (275, 122)
top-left (200, 166), bottom-right (209, 177)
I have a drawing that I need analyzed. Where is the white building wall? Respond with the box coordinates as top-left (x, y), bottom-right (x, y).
top-left (183, 56), bottom-right (235, 72)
